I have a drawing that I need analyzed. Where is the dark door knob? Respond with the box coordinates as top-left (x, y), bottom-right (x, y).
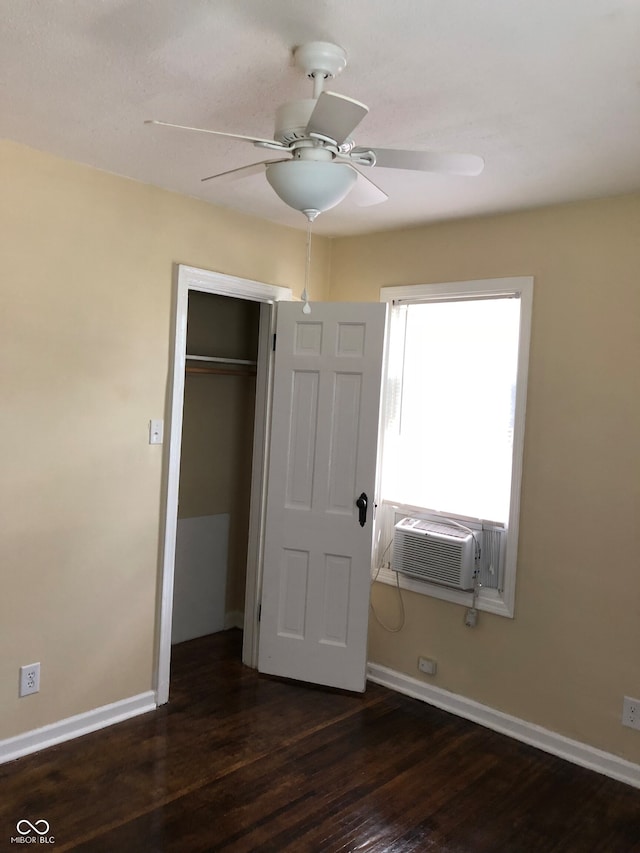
top-left (356, 492), bottom-right (368, 527)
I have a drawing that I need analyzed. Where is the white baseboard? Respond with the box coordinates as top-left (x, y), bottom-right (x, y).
top-left (367, 663), bottom-right (640, 790)
top-left (0, 691), bottom-right (157, 765)
top-left (224, 610), bottom-right (245, 630)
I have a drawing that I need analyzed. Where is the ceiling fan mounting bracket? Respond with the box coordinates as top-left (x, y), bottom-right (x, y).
top-left (294, 42), bottom-right (348, 81)
top-left (254, 140), bottom-right (290, 153)
top-left (351, 149), bottom-right (376, 167)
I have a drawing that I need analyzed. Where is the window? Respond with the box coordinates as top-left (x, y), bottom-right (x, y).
top-left (375, 277), bottom-right (533, 617)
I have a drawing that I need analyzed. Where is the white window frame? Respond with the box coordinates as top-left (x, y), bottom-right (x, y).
top-left (376, 277), bottom-right (533, 618)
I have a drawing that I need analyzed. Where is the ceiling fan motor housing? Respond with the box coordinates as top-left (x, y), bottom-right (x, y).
top-left (274, 99), bottom-right (317, 145)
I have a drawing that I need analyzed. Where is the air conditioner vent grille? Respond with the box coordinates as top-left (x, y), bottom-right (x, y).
top-left (397, 537), bottom-right (464, 584)
top-left (393, 517), bottom-right (475, 590)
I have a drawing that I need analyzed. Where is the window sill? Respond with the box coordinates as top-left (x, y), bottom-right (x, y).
top-left (373, 564), bottom-right (513, 618)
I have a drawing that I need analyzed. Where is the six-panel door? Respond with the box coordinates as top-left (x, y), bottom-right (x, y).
top-left (258, 302), bottom-right (387, 691)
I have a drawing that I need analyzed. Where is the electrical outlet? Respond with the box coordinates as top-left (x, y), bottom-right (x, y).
top-left (418, 656), bottom-right (437, 676)
top-left (19, 663), bottom-right (40, 697)
top-left (464, 607), bottom-right (478, 628)
top-left (622, 696), bottom-right (640, 730)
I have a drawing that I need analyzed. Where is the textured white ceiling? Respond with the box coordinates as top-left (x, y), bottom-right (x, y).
top-left (2, 0), bottom-right (640, 235)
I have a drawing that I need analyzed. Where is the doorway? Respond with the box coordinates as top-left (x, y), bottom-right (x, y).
top-left (155, 265), bottom-right (292, 705)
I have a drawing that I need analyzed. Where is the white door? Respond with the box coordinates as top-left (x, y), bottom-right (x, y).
top-left (258, 301), bottom-right (387, 692)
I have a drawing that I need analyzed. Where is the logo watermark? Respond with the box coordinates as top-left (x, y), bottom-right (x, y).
top-left (10, 820), bottom-right (55, 844)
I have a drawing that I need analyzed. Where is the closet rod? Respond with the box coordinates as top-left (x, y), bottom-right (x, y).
top-left (185, 354), bottom-right (257, 366)
top-left (186, 365), bottom-right (256, 377)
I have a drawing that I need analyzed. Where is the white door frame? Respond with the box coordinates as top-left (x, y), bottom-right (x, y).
top-left (155, 264), bottom-right (292, 706)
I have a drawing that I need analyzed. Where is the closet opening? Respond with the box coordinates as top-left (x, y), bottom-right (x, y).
top-left (170, 290), bottom-right (260, 655)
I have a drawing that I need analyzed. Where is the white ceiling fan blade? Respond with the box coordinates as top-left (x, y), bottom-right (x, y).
top-left (201, 159), bottom-right (289, 183)
top-left (145, 120), bottom-right (285, 148)
top-left (353, 147), bottom-right (485, 176)
top-left (305, 92), bottom-right (369, 145)
top-left (349, 167), bottom-right (389, 207)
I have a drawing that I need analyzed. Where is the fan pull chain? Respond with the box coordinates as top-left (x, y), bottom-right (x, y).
top-left (301, 218), bottom-right (312, 314)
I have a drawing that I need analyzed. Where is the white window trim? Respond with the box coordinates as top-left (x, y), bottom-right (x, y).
top-left (377, 277), bottom-right (534, 618)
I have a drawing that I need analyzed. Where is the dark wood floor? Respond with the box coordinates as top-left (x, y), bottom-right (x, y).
top-left (1, 630), bottom-right (639, 852)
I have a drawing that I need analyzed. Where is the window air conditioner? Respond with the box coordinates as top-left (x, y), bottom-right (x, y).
top-left (392, 517), bottom-right (475, 590)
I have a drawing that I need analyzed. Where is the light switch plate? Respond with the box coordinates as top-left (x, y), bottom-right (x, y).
top-left (149, 419), bottom-right (164, 445)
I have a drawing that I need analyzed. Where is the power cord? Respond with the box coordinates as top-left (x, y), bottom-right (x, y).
top-left (370, 538), bottom-right (405, 633)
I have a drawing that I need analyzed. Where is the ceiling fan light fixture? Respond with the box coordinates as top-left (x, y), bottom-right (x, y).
top-left (265, 160), bottom-right (356, 217)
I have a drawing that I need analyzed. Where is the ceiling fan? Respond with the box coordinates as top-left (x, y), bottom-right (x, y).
top-left (146, 41), bottom-right (484, 221)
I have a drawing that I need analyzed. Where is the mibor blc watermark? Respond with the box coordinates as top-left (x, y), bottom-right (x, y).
top-left (10, 820), bottom-right (55, 845)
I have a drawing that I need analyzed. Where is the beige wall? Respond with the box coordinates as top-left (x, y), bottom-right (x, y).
top-left (331, 195), bottom-right (640, 763)
top-left (0, 140), bottom-right (330, 740)
top-left (3, 136), bottom-right (639, 768)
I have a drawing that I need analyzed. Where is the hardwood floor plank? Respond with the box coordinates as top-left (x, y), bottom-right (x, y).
top-left (1, 630), bottom-right (639, 852)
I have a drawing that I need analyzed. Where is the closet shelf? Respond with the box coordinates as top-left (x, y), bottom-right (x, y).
top-left (186, 366), bottom-right (256, 377)
top-left (185, 354), bottom-right (256, 377)
top-left (186, 354), bottom-right (257, 366)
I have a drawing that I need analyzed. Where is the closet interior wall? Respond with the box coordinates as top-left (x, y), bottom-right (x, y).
top-left (172, 290), bottom-right (260, 644)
